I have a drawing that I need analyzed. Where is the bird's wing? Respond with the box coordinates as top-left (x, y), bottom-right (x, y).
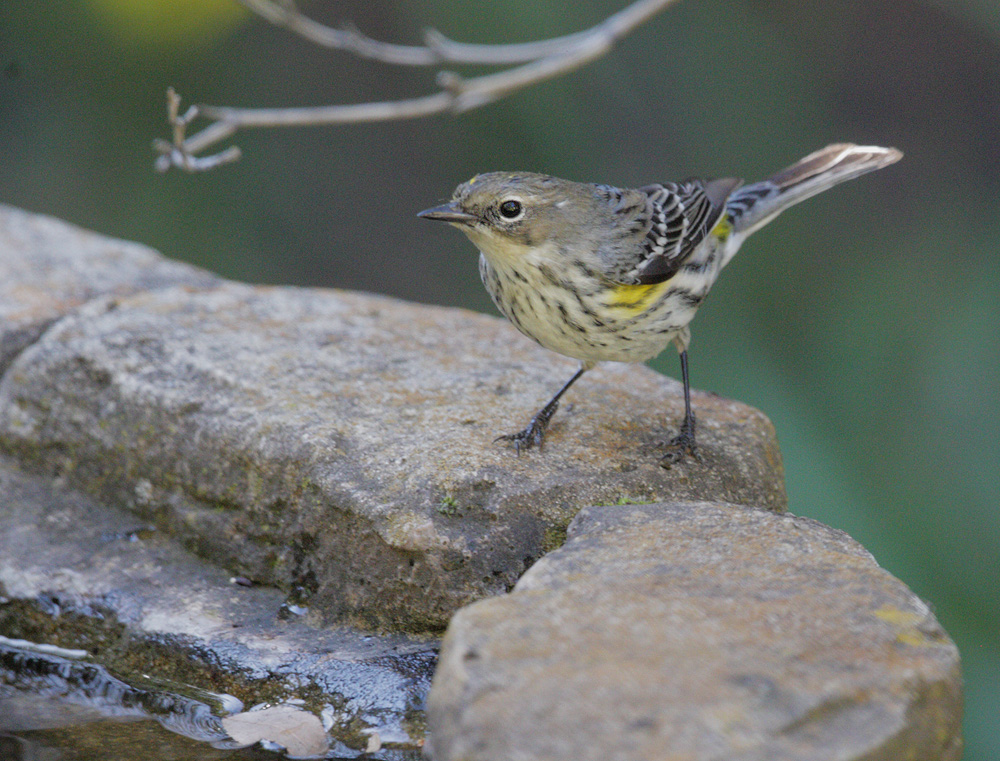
top-left (623, 177), bottom-right (742, 285)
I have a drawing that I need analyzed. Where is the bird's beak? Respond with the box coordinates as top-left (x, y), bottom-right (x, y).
top-left (417, 202), bottom-right (477, 225)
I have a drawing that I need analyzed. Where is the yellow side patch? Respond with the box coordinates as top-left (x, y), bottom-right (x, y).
top-left (604, 279), bottom-right (671, 315)
top-left (711, 215), bottom-right (733, 240)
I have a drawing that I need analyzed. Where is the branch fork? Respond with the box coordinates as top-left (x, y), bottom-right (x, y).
top-left (154, 0), bottom-right (680, 172)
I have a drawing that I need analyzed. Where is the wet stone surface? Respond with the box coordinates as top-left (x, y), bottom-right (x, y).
top-left (0, 457), bottom-right (433, 756)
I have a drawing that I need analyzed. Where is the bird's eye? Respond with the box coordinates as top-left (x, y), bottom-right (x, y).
top-left (499, 199), bottom-right (523, 219)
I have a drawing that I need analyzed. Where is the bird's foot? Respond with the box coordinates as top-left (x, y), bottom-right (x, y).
top-left (658, 416), bottom-right (701, 467)
top-left (494, 402), bottom-right (559, 455)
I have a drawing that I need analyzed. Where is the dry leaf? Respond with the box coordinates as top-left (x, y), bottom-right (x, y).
top-left (222, 704), bottom-right (328, 757)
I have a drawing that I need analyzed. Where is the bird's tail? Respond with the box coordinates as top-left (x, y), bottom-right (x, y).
top-left (726, 144), bottom-right (903, 236)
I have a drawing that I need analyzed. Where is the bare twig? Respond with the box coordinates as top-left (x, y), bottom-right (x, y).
top-left (155, 0), bottom-right (681, 172)
top-left (154, 88), bottom-right (242, 172)
top-left (235, 0), bottom-right (674, 65)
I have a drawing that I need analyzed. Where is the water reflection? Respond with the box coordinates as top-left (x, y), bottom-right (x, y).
top-left (0, 691), bottom-right (272, 761)
top-left (0, 641), bottom-right (422, 760)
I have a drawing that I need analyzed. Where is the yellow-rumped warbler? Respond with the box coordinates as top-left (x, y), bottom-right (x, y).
top-left (419, 144), bottom-right (902, 464)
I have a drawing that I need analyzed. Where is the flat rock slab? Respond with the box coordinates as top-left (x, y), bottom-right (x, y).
top-left (427, 501), bottom-right (962, 761)
top-left (0, 281), bottom-right (785, 631)
top-left (0, 204), bottom-right (219, 374)
top-left (0, 457), bottom-right (432, 754)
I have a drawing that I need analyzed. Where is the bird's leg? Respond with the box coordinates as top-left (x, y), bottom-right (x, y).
top-left (660, 350), bottom-right (701, 465)
top-left (495, 365), bottom-right (588, 455)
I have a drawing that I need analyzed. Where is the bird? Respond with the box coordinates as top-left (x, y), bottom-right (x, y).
top-left (418, 143), bottom-right (902, 464)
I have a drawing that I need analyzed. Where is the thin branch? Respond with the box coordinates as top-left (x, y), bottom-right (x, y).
top-left (235, 0), bottom-right (674, 65)
top-left (155, 0), bottom-right (681, 172)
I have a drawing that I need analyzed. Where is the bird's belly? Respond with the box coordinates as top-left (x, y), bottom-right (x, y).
top-left (480, 254), bottom-right (713, 363)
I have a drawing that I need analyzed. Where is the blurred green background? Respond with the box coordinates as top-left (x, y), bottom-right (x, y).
top-left (1, 0), bottom-right (997, 756)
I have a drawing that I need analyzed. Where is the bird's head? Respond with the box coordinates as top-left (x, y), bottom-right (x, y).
top-left (418, 172), bottom-right (608, 259)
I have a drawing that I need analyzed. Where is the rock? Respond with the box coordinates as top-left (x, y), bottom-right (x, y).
top-left (426, 501), bottom-right (962, 761)
top-left (0, 204), bottom-right (219, 374)
top-left (0, 280), bottom-right (785, 632)
top-left (0, 456), bottom-right (433, 753)
top-left (0, 208), bottom-right (962, 759)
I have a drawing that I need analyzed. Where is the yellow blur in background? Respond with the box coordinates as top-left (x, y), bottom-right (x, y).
top-left (84, 0), bottom-right (248, 49)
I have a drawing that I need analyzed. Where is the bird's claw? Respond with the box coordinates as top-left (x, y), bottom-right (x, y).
top-left (658, 416), bottom-right (701, 467)
top-left (495, 402), bottom-right (559, 455)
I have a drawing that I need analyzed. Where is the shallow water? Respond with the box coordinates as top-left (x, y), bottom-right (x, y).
top-left (1, 690), bottom-right (276, 761)
top-left (0, 641), bottom-right (422, 760)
